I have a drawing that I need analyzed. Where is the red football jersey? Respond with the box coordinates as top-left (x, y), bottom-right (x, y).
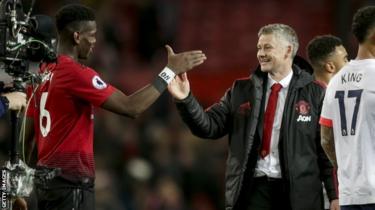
top-left (27, 55), bottom-right (115, 181)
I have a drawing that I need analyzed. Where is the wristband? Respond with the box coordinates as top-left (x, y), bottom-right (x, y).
top-left (152, 77), bottom-right (168, 93)
top-left (158, 67), bottom-right (176, 84)
top-left (152, 67), bottom-right (176, 93)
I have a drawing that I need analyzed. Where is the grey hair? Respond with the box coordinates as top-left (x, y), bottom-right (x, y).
top-left (258, 23), bottom-right (299, 58)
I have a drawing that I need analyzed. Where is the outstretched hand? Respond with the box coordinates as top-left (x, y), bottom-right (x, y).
top-left (168, 73), bottom-right (190, 100)
top-left (165, 45), bottom-right (206, 74)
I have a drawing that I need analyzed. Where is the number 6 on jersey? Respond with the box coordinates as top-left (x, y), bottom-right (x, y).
top-left (40, 92), bottom-right (51, 137)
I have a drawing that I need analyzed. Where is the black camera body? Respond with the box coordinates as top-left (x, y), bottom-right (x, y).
top-left (0, 0), bottom-right (56, 80)
top-left (0, 1), bottom-right (57, 209)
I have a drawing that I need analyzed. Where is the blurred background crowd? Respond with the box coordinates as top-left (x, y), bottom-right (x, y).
top-left (0, 0), bottom-right (372, 209)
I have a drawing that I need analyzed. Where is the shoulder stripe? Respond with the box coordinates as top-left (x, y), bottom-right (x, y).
top-left (236, 77), bottom-right (250, 81)
top-left (319, 117), bottom-right (333, 127)
top-left (313, 80), bottom-right (327, 89)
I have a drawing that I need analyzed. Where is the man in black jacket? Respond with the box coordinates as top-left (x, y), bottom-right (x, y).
top-left (168, 24), bottom-right (338, 210)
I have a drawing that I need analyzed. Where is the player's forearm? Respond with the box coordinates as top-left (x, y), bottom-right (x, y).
top-left (123, 84), bottom-right (163, 118)
top-left (103, 68), bottom-right (175, 118)
top-left (321, 126), bottom-right (337, 168)
top-left (102, 85), bottom-right (162, 119)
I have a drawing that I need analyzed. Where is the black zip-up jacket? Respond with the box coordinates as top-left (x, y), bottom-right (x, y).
top-left (175, 65), bottom-right (337, 210)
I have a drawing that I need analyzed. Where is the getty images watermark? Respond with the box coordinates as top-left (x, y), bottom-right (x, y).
top-left (1, 169), bottom-right (9, 209)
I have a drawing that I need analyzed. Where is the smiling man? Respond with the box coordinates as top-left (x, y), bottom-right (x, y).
top-left (24, 3), bottom-right (206, 210)
top-left (168, 23), bottom-right (337, 210)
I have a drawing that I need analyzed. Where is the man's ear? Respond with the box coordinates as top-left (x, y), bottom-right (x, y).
top-left (285, 45), bottom-right (292, 59)
top-left (73, 31), bottom-right (80, 45)
top-left (324, 62), bottom-right (336, 73)
top-left (368, 28), bottom-right (375, 44)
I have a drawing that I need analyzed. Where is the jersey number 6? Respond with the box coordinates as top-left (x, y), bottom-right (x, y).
top-left (40, 92), bottom-right (51, 137)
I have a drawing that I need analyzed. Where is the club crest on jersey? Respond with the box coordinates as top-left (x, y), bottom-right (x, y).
top-left (295, 100), bottom-right (311, 122)
top-left (92, 76), bottom-right (107, 90)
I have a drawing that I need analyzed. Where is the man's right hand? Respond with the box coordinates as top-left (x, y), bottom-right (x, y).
top-left (165, 45), bottom-right (206, 74)
top-left (3, 92), bottom-right (26, 111)
top-left (168, 73), bottom-right (190, 100)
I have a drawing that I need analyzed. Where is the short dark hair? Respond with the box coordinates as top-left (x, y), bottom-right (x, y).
top-left (307, 35), bottom-right (343, 67)
top-left (55, 4), bottom-right (96, 32)
top-left (352, 6), bottom-right (375, 44)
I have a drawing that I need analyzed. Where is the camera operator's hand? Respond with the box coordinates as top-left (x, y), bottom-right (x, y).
top-left (2, 92), bottom-right (27, 111)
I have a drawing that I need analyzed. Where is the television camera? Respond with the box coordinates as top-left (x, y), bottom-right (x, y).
top-left (0, 0), bottom-right (57, 209)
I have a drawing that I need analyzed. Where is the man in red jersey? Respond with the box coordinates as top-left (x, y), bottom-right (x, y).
top-left (24, 4), bottom-right (206, 210)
